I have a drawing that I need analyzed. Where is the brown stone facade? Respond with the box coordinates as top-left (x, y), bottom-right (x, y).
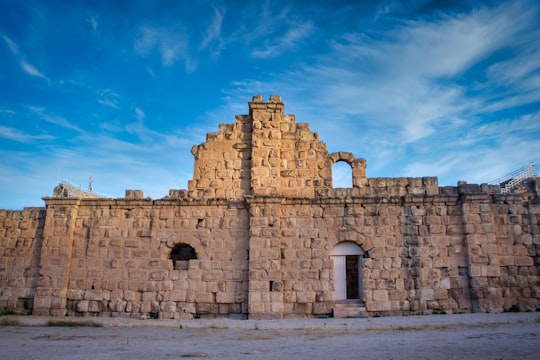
top-left (1, 95), bottom-right (539, 319)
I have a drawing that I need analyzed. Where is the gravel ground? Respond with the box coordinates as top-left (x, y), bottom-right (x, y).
top-left (1, 313), bottom-right (538, 360)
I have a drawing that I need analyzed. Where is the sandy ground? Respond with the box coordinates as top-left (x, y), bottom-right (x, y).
top-left (0, 313), bottom-right (538, 359)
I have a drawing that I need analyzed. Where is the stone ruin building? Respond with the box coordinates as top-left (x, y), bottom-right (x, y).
top-left (1, 95), bottom-right (539, 319)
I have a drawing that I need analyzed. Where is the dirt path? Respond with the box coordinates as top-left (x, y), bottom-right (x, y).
top-left (1, 320), bottom-right (538, 359)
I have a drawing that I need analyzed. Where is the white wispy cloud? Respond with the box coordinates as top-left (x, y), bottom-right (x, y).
top-left (310, 2), bottom-right (533, 134)
top-left (0, 125), bottom-right (54, 143)
top-left (97, 88), bottom-right (120, 109)
top-left (67, 128), bottom-right (197, 196)
top-left (400, 107), bottom-right (540, 184)
top-left (403, 134), bottom-right (540, 186)
top-left (458, 111), bottom-right (540, 147)
top-left (123, 116), bottom-right (198, 148)
top-left (251, 21), bottom-right (315, 58)
top-left (219, 1), bottom-right (314, 58)
top-left (135, 25), bottom-right (196, 71)
top-left (0, 123), bottom-right (197, 206)
top-left (2, 34), bottom-right (19, 54)
top-left (29, 107), bottom-right (82, 132)
top-left (87, 15), bottom-right (98, 31)
top-left (20, 60), bottom-right (49, 80)
top-left (199, 6), bottom-right (225, 53)
top-left (3, 34), bottom-right (50, 82)
top-left (236, 1), bottom-right (292, 44)
top-left (134, 107), bottom-right (145, 121)
top-left (375, 0), bottom-right (433, 19)
top-left (222, 1), bottom-right (313, 58)
top-left (484, 28), bottom-right (540, 105)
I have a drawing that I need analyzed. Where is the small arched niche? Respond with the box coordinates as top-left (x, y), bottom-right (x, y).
top-left (170, 243), bottom-right (197, 270)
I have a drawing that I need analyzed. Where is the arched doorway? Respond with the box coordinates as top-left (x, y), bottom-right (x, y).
top-left (330, 242), bottom-right (363, 301)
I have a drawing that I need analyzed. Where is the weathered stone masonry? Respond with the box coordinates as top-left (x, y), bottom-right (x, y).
top-left (1, 95), bottom-right (539, 319)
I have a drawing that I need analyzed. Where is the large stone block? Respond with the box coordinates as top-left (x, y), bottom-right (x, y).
top-left (76, 300), bottom-right (89, 312)
top-left (514, 256), bottom-right (534, 266)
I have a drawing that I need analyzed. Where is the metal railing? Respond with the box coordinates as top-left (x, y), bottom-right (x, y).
top-left (488, 163), bottom-right (537, 194)
top-left (56, 179), bottom-right (111, 199)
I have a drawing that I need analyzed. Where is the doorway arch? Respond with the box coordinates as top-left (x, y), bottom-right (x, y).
top-left (330, 242), bottom-right (364, 301)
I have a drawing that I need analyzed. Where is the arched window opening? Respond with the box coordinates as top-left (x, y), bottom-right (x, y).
top-left (170, 243), bottom-right (197, 270)
top-left (332, 161), bottom-right (353, 188)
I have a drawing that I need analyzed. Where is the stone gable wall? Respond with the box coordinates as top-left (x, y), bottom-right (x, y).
top-left (174, 95), bottom-right (367, 200)
top-left (0, 95), bottom-right (538, 319)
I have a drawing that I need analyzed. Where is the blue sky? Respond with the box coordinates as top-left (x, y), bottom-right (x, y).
top-left (1, 0), bottom-right (539, 209)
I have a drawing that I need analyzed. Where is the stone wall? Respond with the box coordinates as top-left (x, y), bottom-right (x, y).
top-left (244, 189), bottom-right (540, 318)
top-left (0, 95), bottom-right (538, 319)
top-left (0, 208), bottom-right (44, 314)
top-left (28, 196), bottom-right (250, 319)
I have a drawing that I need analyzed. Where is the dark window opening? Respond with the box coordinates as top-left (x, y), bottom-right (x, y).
top-left (170, 243), bottom-right (197, 270)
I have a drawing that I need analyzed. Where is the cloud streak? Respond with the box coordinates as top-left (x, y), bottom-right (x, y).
top-left (29, 107), bottom-right (82, 132)
top-left (97, 89), bottom-right (120, 109)
top-left (2, 34), bottom-right (50, 82)
top-left (135, 25), bottom-right (195, 71)
top-left (199, 6), bottom-right (225, 53)
top-left (251, 21), bottom-right (315, 58)
top-left (87, 15), bottom-right (98, 31)
top-left (20, 60), bottom-right (49, 80)
top-left (2, 34), bottom-right (19, 54)
top-left (0, 125), bottom-right (54, 143)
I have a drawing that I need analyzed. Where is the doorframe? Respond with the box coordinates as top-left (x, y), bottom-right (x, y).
top-left (330, 242), bottom-right (364, 301)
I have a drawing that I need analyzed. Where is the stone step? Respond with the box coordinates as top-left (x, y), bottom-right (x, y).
top-left (333, 301), bottom-right (363, 307)
top-left (333, 306), bottom-right (368, 318)
top-left (332, 301), bottom-right (368, 318)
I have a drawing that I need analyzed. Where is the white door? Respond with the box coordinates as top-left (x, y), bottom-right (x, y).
top-left (330, 242), bottom-right (364, 301)
top-left (331, 255), bottom-right (347, 300)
